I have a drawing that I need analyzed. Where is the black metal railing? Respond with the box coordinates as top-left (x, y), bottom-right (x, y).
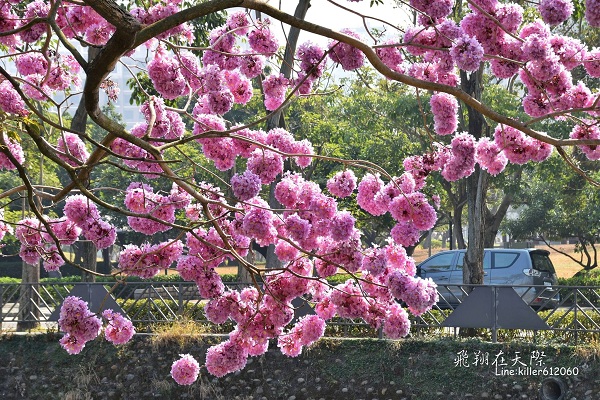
top-left (1, 282), bottom-right (599, 344)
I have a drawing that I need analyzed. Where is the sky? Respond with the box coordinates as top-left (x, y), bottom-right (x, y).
top-left (252, 1), bottom-right (412, 45)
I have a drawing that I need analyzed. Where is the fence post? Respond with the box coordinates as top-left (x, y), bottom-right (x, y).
top-left (178, 282), bottom-right (183, 317)
top-left (574, 289), bottom-right (578, 346)
top-left (0, 285), bottom-right (3, 331)
top-left (492, 286), bottom-right (498, 343)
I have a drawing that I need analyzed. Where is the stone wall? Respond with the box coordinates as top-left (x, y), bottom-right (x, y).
top-left (0, 334), bottom-right (598, 399)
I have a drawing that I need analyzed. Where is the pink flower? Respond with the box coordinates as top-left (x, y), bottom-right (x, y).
top-left (0, 133), bottom-right (25, 170)
top-left (356, 173), bottom-right (387, 216)
top-left (430, 93), bottom-right (458, 136)
top-left (383, 304), bottom-right (411, 339)
top-left (450, 35), bottom-right (484, 72)
top-left (388, 272), bottom-right (438, 316)
top-left (263, 74), bottom-right (289, 111)
top-left (476, 138), bottom-right (508, 175)
top-left (410, 0), bottom-right (453, 19)
top-left (58, 296), bottom-right (102, 354)
top-left (327, 170), bottom-right (357, 198)
top-left (205, 340), bottom-right (248, 377)
top-left (147, 48), bottom-right (187, 100)
top-left (102, 309), bottom-right (135, 345)
top-left (63, 195), bottom-right (100, 225)
top-left (539, 0), bottom-right (574, 26)
top-left (328, 29), bottom-right (365, 71)
top-left (586, 0), bottom-right (600, 27)
top-left (330, 211), bottom-right (355, 242)
top-left (0, 81), bottom-right (28, 116)
top-left (171, 354), bottom-right (200, 385)
top-left (391, 221), bottom-right (421, 247)
top-left (57, 132), bottom-right (90, 166)
top-left (247, 148), bottom-right (284, 184)
top-left (297, 41), bottom-right (326, 78)
top-left (231, 170), bottom-right (262, 201)
top-left (570, 122), bottom-right (600, 160)
top-left (248, 24), bottom-right (279, 56)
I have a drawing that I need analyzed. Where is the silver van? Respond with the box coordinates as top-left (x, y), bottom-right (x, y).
top-left (416, 248), bottom-right (560, 309)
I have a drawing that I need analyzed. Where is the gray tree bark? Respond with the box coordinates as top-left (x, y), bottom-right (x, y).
top-left (17, 262), bottom-right (40, 331)
top-left (81, 241), bottom-right (98, 282)
top-left (460, 68), bottom-right (487, 286)
top-left (264, 0), bottom-right (311, 270)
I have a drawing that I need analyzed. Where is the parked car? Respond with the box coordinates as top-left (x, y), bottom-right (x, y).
top-left (416, 248), bottom-right (560, 309)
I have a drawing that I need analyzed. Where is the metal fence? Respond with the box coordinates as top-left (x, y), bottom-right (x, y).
top-left (1, 282), bottom-right (599, 344)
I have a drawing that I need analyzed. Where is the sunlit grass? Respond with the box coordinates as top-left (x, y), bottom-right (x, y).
top-left (149, 318), bottom-right (209, 348)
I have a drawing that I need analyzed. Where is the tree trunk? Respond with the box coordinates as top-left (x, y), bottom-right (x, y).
top-left (238, 246), bottom-right (255, 284)
top-left (17, 262), bottom-right (40, 331)
top-left (98, 246), bottom-right (112, 275)
top-left (453, 207), bottom-right (466, 249)
top-left (460, 67), bottom-right (487, 286)
top-left (264, 0), bottom-right (311, 270)
top-left (483, 195), bottom-right (512, 248)
top-left (81, 241), bottom-right (98, 282)
top-left (464, 167), bottom-right (487, 285)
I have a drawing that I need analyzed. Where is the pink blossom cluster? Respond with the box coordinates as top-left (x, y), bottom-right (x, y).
top-left (586, 0), bottom-right (600, 27)
top-left (63, 195), bottom-right (116, 250)
top-left (231, 170), bottom-right (262, 201)
top-left (58, 296), bottom-right (102, 354)
top-left (147, 47), bottom-right (188, 100)
top-left (387, 271), bottom-right (439, 316)
top-left (124, 182), bottom-right (180, 235)
top-left (0, 209), bottom-right (13, 242)
top-left (354, 172), bottom-right (437, 245)
top-left (56, 132), bottom-right (90, 166)
top-left (102, 309), bottom-right (136, 345)
top-left (430, 93), bottom-right (458, 135)
top-left (0, 133), bottom-right (25, 170)
top-left (15, 217), bottom-right (82, 271)
top-left (569, 122), bottom-right (600, 160)
top-left (118, 240), bottom-right (183, 279)
top-left (0, 81), bottom-right (28, 116)
top-left (205, 339), bottom-right (248, 377)
top-left (328, 29), bottom-right (365, 71)
top-left (277, 315), bottom-right (326, 357)
top-left (59, 297), bottom-right (135, 355)
top-left (327, 169), bottom-right (357, 198)
top-left (194, 120), bottom-right (312, 173)
top-left (475, 138), bottom-right (508, 175)
top-left (263, 73), bottom-right (290, 111)
top-left (539, 0), bottom-right (574, 26)
top-left (376, 40), bottom-right (404, 73)
top-left (131, 2), bottom-right (193, 43)
top-left (493, 125), bottom-right (553, 165)
top-left (440, 133), bottom-right (476, 182)
top-left (170, 354), bottom-right (200, 385)
top-left (450, 35), bottom-right (484, 72)
top-left (410, 0), bottom-right (453, 19)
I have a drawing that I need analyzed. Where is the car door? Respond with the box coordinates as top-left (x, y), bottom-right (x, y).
top-left (450, 250), bottom-right (492, 303)
top-left (418, 252), bottom-right (457, 304)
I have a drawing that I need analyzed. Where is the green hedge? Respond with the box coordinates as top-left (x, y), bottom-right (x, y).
top-left (559, 269), bottom-right (600, 286)
top-left (409, 308), bottom-right (600, 344)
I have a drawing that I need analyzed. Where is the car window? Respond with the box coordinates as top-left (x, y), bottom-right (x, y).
top-left (530, 253), bottom-right (555, 273)
top-left (492, 252), bottom-right (520, 269)
top-left (420, 253), bottom-right (454, 271)
top-left (456, 251), bottom-right (491, 269)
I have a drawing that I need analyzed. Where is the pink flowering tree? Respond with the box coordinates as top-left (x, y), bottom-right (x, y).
top-left (2, 0), bottom-right (600, 383)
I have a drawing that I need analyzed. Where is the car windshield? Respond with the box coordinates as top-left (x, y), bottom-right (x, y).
top-left (530, 252), bottom-right (555, 273)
